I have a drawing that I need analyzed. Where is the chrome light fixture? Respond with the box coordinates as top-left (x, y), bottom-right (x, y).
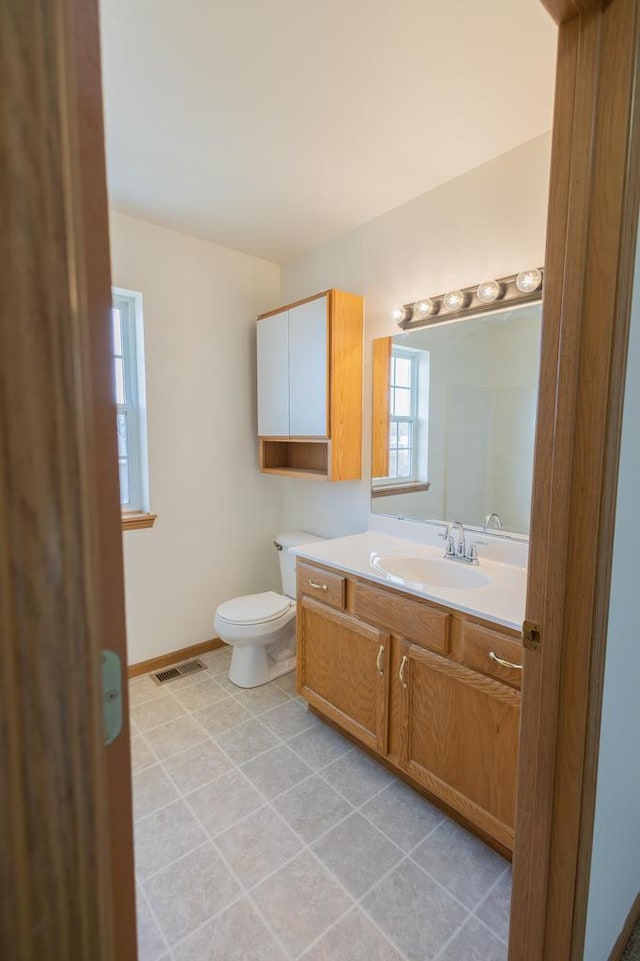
top-left (443, 289), bottom-right (468, 312)
top-left (412, 298), bottom-right (437, 321)
top-left (391, 304), bottom-right (410, 324)
top-left (476, 280), bottom-right (503, 304)
top-left (394, 267), bottom-right (543, 330)
top-left (515, 268), bottom-right (542, 293)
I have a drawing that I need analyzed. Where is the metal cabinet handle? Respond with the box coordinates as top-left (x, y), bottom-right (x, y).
top-left (489, 651), bottom-right (523, 671)
top-left (308, 580), bottom-right (328, 592)
top-left (399, 655), bottom-right (409, 688)
top-left (376, 644), bottom-right (385, 676)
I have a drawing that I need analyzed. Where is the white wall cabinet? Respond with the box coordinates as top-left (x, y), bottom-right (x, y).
top-left (256, 309), bottom-right (290, 437)
top-left (289, 297), bottom-right (328, 437)
top-left (256, 289), bottom-right (363, 481)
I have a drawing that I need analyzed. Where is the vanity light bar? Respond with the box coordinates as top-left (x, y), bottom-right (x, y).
top-left (394, 268), bottom-right (543, 330)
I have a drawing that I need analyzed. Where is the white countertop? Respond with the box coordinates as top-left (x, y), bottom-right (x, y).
top-left (293, 531), bottom-right (527, 632)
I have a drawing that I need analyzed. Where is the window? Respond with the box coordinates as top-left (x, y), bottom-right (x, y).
top-left (373, 344), bottom-right (430, 495)
top-left (388, 348), bottom-right (419, 482)
top-left (111, 288), bottom-right (154, 528)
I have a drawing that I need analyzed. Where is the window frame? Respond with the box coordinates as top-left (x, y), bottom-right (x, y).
top-left (111, 287), bottom-right (155, 529)
top-left (372, 345), bottom-right (430, 495)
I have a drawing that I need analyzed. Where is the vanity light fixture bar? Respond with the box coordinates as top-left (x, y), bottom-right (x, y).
top-left (393, 268), bottom-right (543, 330)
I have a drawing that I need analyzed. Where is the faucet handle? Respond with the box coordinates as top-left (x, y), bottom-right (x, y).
top-left (465, 542), bottom-right (479, 564)
top-left (445, 536), bottom-right (457, 557)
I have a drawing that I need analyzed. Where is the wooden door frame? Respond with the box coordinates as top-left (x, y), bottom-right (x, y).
top-left (2, 0), bottom-right (137, 958)
top-left (511, 1), bottom-right (640, 959)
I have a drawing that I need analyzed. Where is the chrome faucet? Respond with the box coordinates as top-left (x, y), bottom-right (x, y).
top-left (483, 512), bottom-right (503, 531)
top-left (444, 521), bottom-right (479, 564)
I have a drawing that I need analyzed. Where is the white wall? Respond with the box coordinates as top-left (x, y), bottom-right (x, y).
top-left (280, 133), bottom-right (552, 537)
top-left (583, 222), bottom-right (640, 961)
top-left (110, 211), bottom-right (283, 664)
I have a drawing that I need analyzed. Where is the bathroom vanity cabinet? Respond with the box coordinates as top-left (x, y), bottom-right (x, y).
top-left (256, 289), bottom-right (363, 481)
top-left (296, 560), bottom-right (522, 853)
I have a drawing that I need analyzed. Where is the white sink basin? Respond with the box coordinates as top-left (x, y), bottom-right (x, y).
top-left (372, 552), bottom-right (491, 590)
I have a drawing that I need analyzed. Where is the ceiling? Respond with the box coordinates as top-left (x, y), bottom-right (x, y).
top-left (99, 0), bottom-right (557, 265)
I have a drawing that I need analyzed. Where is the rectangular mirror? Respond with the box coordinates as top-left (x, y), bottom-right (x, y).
top-left (371, 301), bottom-right (542, 536)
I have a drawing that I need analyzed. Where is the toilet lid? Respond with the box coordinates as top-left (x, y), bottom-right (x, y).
top-left (216, 591), bottom-right (293, 626)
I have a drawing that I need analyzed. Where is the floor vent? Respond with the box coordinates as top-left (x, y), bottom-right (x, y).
top-left (151, 659), bottom-right (206, 685)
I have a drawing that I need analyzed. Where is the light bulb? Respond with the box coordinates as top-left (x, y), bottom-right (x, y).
top-left (412, 299), bottom-right (436, 320)
top-left (443, 289), bottom-right (467, 311)
top-left (516, 268), bottom-right (542, 293)
top-left (391, 305), bottom-right (409, 324)
top-left (476, 280), bottom-right (502, 304)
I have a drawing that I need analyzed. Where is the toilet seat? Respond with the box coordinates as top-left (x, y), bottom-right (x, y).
top-left (216, 591), bottom-right (293, 626)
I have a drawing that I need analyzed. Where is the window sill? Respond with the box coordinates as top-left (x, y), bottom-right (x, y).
top-left (121, 512), bottom-right (157, 531)
top-left (371, 481), bottom-right (431, 498)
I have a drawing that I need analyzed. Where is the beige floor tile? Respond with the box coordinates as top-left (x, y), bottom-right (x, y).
top-left (129, 677), bottom-right (169, 708)
top-left (362, 859), bottom-right (467, 961)
top-left (252, 850), bottom-right (353, 958)
top-left (215, 807), bottom-right (302, 889)
top-left (362, 779), bottom-right (443, 852)
top-left (412, 819), bottom-right (507, 910)
top-left (288, 722), bottom-right (353, 771)
top-left (136, 887), bottom-right (167, 961)
top-left (277, 774), bottom-right (353, 844)
top-left (186, 769), bottom-right (263, 836)
top-left (172, 898), bottom-right (286, 961)
top-left (144, 842), bottom-right (240, 946)
top-left (133, 764), bottom-right (179, 820)
top-left (162, 740), bottom-right (233, 795)
top-left (438, 916), bottom-right (508, 961)
top-left (134, 798), bottom-right (206, 879)
top-left (273, 671), bottom-right (297, 695)
top-left (144, 715), bottom-right (208, 761)
top-left (131, 695), bottom-right (186, 733)
top-left (172, 676), bottom-right (229, 712)
top-left (321, 750), bottom-right (394, 807)
top-left (214, 718), bottom-right (279, 765)
top-left (233, 684), bottom-right (291, 716)
top-left (201, 647), bottom-right (233, 676)
top-left (193, 696), bottom-right (252, 736)
top-left (261, 699), bottom-right (319, 740)
top-left (312, 812), bottom-right (402, 898)
top-left (241, 744), bottom-right (312, 800)
top-left (131, 736), bottom-right (157, 773)
top-left (301, 907), bottom-right (403, 961)
top-left (476, 868), bottom-right (512, 943)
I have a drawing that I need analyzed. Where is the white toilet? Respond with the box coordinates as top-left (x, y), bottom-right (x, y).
top-left (214, 532), bottom-right (325, 688)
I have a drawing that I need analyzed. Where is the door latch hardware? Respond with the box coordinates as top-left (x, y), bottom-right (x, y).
top-left (102, 650), bottom-right (123, 746)
top-left (522, 620), bottom-right (541, 651)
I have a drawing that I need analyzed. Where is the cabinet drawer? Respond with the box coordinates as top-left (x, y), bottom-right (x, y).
top-left (296, 562), bottom-right (345, 610)
top-left (460, 622), bottom-right (523, 689)
top-left (353, 580), bottom-right (450, 653)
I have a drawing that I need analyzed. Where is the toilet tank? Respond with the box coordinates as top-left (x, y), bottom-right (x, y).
top-left (275, 531), bottom-right (326, 598)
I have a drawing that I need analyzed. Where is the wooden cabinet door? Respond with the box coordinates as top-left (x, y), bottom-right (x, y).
top-left (289, 296), bottom-right (328, 437)
top-left (257, 309), bottom-right (290, 436)
top-left (298, 597), bottom-right (390, 753)
top-left (397, 641), bottom-right (520, 850)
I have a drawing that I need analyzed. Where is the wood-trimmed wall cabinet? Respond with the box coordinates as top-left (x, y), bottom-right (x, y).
top-left (296, 560), bottom-right (522, 854)
top-left (257, 289), bottom-right (364, 481)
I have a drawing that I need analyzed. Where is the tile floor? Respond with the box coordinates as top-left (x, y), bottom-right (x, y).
top-left (130, 647), bottom-right (512, 961)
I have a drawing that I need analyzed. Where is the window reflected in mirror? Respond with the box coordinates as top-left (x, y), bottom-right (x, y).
top-left (371, 302), bottom-right (542, 536)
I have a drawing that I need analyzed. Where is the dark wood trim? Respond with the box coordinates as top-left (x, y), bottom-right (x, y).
top-left (128, 638), bottom-right (225, 678)
top-left (607, 893), bottom-right (640, 961)
top-left (68, 0), bottom-right (138, 953)
top-left (512, 2), bottom-right (640, 960)
top-left (121, 512), bottom-right (157, 531)
top-left (540, 0), bottom-right (602, 23)
top-left (2, 0), bottom-right (135, 956)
